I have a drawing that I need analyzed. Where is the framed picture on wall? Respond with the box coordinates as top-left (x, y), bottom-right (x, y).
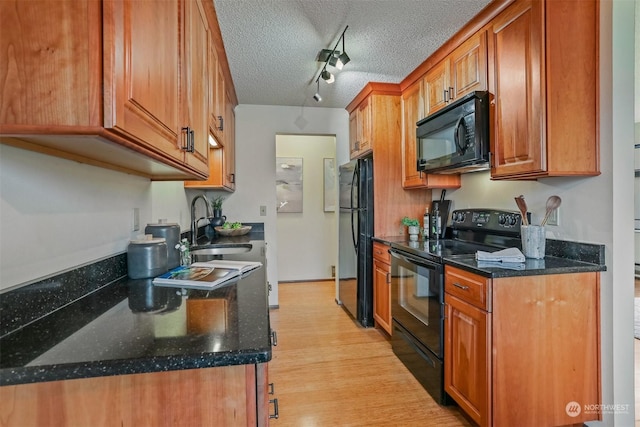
top-left (276, 157), bottom-right (303, 213)
top-left (323, 158), bottom-right (336, 212)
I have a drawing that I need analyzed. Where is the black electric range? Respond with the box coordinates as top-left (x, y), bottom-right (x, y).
top-left (390, 208), bottom-right (524, 261)
top-left (387, 209), bottom-right (523, 406)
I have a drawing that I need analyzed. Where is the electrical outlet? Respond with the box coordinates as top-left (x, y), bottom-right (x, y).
top-left (547, 206), bottom-right (559, 226)
top-left (331, 265), bottom-right (336, 278)
top-left (260, 205), bottom-right (267, 216)
top-left (132, 208), bottom-right (140, 231)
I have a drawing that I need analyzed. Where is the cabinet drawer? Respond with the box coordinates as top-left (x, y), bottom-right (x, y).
top-left (445, 266), bottom-right (490, 311)
top-left (372, 242), bottom-right (391, 263)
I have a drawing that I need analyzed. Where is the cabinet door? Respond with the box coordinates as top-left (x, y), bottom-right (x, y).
top-left (103, 0), bottom-right (183, 162)
top-left (357, 98), bottom-right (371, 153)
top-left (208, 32), bottom-right (224, 146)
top-left (373, 258), bottom-right (391, 335)
top-left (488, 0), bottom-right (545, 178)
top-left (401, 81), bottom-right (461, 190)
top-left (445, 294), bottom-right (491, 427)
top-left (401, 81), bottom-right (424, 188)
top-left (223, 89), bottom-right (236, 190)
top-left (450, 31), bottom-right (487, 99)
top-left (349, 110), bottom-right (359, 158)
top-left (183, 0), bottom-right (209, 174)
top-left (423, 60), bottom-right (450, 116)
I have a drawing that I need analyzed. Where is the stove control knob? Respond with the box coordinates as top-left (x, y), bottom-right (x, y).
top-left (509, 215), bottom-right (518, 226)
top-left (498, 214), bottom-right (506, 225)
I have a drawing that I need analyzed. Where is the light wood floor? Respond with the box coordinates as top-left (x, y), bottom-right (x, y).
top-left (268, 281), bottom-right (471, 427)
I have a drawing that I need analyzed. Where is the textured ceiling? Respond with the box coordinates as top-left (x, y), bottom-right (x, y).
top-left (213, 0), bottom-right (492, 109)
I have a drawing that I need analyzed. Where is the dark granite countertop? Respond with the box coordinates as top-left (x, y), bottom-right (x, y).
top-left (0, 229), bottom-right (271, 387)
top-left (374, 234), bottom-right (606, 278)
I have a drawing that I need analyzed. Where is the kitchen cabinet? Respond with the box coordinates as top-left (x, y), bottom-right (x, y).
top-left (349, 98), bottom-right (372, 159)
top-left (184, 6), bottom-right (237, 191)
top-left (444, 267), bottom-right (491, 427)
top-left (423, 31), bottom-right (487, 116)
top-left (346, 83), bottom-right (433, 236)
top-left (444, 265), bottom-right (601, 426)
top-left (400, 80), bottom-right (461, 189)
top-left (372, 242), bottom-right (391, 335)
top-left (488, 0), bottom-right (599, 179)
top-left (0, 0), bottom-right (241, 180)
top-left (0, 363), bottom-right (273, 426)
top-left (185, 87), bottom-right (236, 191)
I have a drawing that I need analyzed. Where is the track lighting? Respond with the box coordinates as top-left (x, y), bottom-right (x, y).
top-left (335, 32), bottom-right (350, 70)
top-left (321, 70), bottom-right (334, 84)
top-left (312, 25), bottom-right (349, 102)
top-left (313, 80), bottom-right (322, 102)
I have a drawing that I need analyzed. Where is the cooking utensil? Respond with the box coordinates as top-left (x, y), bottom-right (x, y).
top-left (514, 195), bottom-right (529, 225)
top-left (540, 195), bottom-right (562, 226)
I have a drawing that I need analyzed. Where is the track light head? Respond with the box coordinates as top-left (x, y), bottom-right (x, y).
top-left (313, 80), bottom-right (322, 102)
top-left (321, 70), bottom-right (335, 84)
top-left (336, 52), bottom-right (350, 69)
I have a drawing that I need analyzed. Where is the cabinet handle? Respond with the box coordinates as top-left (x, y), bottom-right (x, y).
top-left (181, 126), bottom-right (191, 151)
top-left (443, 89), bottom-right (449, 103)
top-left (270, 329), bottom-right (278, 346)
top-left (269, 398), bottom-right (279, 419)
top-left (268, 382), bottom-right (275, 395)
top-left (448, 86), bottom-right (454, 100)
top-left (229, 173), bottom-right (235, 184)
top-left (386, 272), bottom-right (391, 284)
top-left (189, 129), bottom-right (195, 153)
top-left (217, 115), bottom-right (224, 131)
top-left (452, 282), bottom-right (469, 291)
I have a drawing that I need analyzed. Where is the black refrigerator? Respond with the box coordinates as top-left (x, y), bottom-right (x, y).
top-left (338, 157), bottom-right (374, 327)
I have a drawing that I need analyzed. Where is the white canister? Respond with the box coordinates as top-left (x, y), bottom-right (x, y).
top-left (145, 219), bottom-right (181, 269)
top-left (127, 235), bottom-right (168, 279)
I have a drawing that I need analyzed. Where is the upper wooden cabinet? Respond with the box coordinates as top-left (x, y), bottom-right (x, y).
top-left (349, 98), bottom-right (372, 159)
top-left (346, 83), bottom-right (433, 235)
top-left (488, 0), bottom-right (599, 179)
top-left (185, 3), bottom-right (237, 191)
top-left (424, 31), bottom-right (488, 116)
top-left (401, 80), bottom-right (461, 189)
top-left (0, 0), bottom-right (240, 181)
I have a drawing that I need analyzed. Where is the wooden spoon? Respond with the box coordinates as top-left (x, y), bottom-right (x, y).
top-left (514, 195), bottom-right (529, 225)
top-left (541, 195), bottom-right (562, 226)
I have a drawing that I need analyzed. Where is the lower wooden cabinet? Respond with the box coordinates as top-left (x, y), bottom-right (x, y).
top-left (372, 242), bottom-right (392, 335)
top-left (444, 265), bottom-right (601, 427)
top-left (0, 363), bottom-right (273, 426)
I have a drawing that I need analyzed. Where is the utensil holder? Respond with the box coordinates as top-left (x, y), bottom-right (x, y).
top-left (521, 225), bottom-right (546, 259)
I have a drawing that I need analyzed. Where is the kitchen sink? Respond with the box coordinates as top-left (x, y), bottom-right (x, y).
top-left (190, 244), bottom-right (253, 256)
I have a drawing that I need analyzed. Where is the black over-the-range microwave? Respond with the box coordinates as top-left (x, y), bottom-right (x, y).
top-left (416, 90), bottom-right (490, 174)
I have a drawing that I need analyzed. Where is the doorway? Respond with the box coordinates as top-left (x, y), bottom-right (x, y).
top-left (275, 134), bottom-right (337, 282)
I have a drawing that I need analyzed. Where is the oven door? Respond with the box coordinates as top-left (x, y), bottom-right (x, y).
top-left (390, 249), bottom-right (444, 358)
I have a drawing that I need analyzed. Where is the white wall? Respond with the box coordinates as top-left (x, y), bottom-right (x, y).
top-left (0, 145), bottom-right (197, 292)
top-left (210, 105), bottom-right (349, 306)
top-left (275, 134), bottom-right (337, 282)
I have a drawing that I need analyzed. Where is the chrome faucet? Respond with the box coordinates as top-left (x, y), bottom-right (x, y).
top-left (190, 195), bottom-right (212, 246)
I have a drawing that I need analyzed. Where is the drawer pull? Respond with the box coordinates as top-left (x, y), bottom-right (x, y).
top-left (269, 398), bottom-right (279, 419)
top-left (268, 382), bottom-right (275, 395)
top-left (270, 329), bottom-right (278, 346)
top-left (452, 282), bottom-right (469, 291)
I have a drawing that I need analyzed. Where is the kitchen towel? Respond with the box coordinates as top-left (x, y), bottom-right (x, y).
top-left (477, 261), bottom-right (525, 270)
top-left (475, 247), bottom-right (525, 263)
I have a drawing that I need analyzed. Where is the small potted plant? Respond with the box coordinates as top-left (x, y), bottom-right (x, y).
top-left (210, 196), bottom-right (225, 218)
top-left (402, 216), bottom-right (421, 241)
